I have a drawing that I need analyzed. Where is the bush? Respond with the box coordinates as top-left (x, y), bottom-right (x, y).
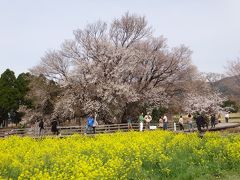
top-left (222, 100), bottom-right (239, 113)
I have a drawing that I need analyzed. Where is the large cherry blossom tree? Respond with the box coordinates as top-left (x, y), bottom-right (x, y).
top-left (31, 13), bottom-right (197, 123)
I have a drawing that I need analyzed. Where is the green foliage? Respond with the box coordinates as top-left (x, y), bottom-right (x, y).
top-left (152, 106), bottom-right (167, 122)
top-left (0, 69), bottom-right (31, 126)
top-left (222, 100), bottom-right (239, 113)
top-left (0, 69), bottom-right (18, 125)
top-left (9, 111), bottom-right (25, 124)
top-left (16, 73), bottom-right (32, 108)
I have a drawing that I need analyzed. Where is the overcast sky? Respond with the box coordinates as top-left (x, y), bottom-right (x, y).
top-left (0, 0), bottom-right (240, 75)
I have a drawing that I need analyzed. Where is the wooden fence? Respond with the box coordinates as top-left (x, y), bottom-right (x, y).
top-left (0, 122), bottom-right (197, 138)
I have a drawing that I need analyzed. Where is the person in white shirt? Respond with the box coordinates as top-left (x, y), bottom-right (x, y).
top-left (93, 112), bottom-right (98, 134)
top-left (179, 115), bottom-right (184, 131)
top-left (163, 114), bottom-right (168, 130)
top-left (225, 112), bottom-right (229, 123)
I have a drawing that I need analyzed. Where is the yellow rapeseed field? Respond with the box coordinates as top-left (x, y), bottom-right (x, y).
top-left (0, 131), bottom-right (240, 179)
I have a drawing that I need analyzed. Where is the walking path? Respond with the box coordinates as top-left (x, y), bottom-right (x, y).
top-left (208, 122), bottom-right (240, 131)
top-left (180, 122), bottom-right (240, 133)
top-left (0, 122), bottom-right (239, 138)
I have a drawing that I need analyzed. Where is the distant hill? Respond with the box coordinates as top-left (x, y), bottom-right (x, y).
top-left (213, 76), bottom-right (240, 101)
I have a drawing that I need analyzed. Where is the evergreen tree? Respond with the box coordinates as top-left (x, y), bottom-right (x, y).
top-left (0, 69), bottom-right (30, 127)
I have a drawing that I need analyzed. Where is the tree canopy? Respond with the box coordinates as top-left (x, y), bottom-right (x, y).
top-left (0, 69), bottom-right (30, 126)
top-left (30, 13), bottom-right (199, 123)
top-left (0, 13), bottom-right (227, 125)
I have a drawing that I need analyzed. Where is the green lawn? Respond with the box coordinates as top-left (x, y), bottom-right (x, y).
top-left (217, 112), bottom-right (240, 123)
top-left (228, 112), bottom-right (240, 123)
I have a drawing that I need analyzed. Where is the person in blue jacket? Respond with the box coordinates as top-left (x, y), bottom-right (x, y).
top-left (85, 114), bottom-right (94, 134)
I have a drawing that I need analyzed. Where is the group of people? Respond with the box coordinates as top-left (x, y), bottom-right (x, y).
top-left (195, 114), bottom-right (212, 132)
top-left (34, 118), bottom-right (60, 136)
top-left (176, 114), bottom-right (194, 132)
top-left (138, 111), bottom-right (230, 132)
top-left (138, 113), bottom-right (193, 132)
top-left (195, 112), bottom-right (230, 132)
top-left (138, 112), bottom-right (168, 131)
top-left (175, 111), bottom-right (232, 133)
top-left (34, 111), bottom-right (231, 135)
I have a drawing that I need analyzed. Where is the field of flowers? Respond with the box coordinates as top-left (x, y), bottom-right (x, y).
top-left (0, 131), bottom-right (240, 179)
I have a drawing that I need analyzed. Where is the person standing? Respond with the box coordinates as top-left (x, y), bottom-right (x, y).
top-left (211, 114), bottom-right (216, 128)
top-left (113, 116), bottom-right (118, 123)
top-left (196, 114), bottom-right (202, 133)
top-left (138, 113), bottom-right (144, 131)
top-left (127, 116), bottom-right (133, 130)
top-left (38, 119), bottom-right (44, 136)
top-left (163, 114), bottom-right (168, 130)
top-left (158, 116), bottom-right (163, 128)
top-left (85, 114), bottom-right (94, 134)
top-left (225, 112), bottom-right (229, 123)
top-left (179, 115), bottom-right (184, 131)
top-left (144, 112), bottom-right (152, 129)
top-left (92, 112), bottom-right (98, 134)
top-left (51, 119), bottom-right (59, 135)
top-left (187, 114), bottom-right (193, 132)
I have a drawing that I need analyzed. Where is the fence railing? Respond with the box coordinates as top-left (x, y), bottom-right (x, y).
top-left (0, 121), bottom-right (198, 138)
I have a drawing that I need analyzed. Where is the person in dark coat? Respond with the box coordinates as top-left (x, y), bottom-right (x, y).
top-left (196, 114), bottom-right (203, 132)
top-left (51, 119), bottom-right (59, 135)
top-left (211, 114), bottom-right (216, 128)
top-left (38, 119), bottom-right (44, 136)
